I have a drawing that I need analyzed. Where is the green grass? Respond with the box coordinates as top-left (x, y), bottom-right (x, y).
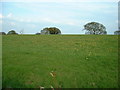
top-left (0, 35), bottom-right (2, 89)
top-left (2, 35), bottom-right (118, 88)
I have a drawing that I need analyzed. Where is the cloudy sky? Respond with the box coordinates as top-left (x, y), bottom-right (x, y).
top-left (0, 0), bottom-right (119, 34)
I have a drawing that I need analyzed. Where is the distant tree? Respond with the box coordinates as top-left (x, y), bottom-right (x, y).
top-left (0, 32), bottom-right (6, 35)
top-left (36, 33), bottom-right (41, 35)
top-left (19, 29), bottom-right (24, 34)
top-left (83, 22), bottom-right (107, 35)
top-left (114, 30), bottom-right (120, 35)
top-left (7, 30), bottom-right (18, 35)
top-left (41, 27), bottom-right (61, 35)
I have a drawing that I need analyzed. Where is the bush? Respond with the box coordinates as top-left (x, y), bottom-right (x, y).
top-left (41, 27), bottom-right (61, 35)
top-left (7, 30), bottom-right (18, 35)
top-left (36, 33), bottom-right (41, 35)
top-left (0, 32), bottom-right (6, 35)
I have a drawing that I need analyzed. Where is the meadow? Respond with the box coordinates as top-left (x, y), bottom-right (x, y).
top-left (2, 35), bottom-right (118, 88)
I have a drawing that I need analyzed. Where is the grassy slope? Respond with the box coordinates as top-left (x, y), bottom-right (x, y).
top-left (2, 35), bottom-right (118, 88)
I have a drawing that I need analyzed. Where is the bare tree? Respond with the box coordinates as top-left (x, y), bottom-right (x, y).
top-left (20, 29), bottom-right (24, 34)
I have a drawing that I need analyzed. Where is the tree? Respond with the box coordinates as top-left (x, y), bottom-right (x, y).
top-left (103, 30), bottom-right (107, 34)
top-left (36, 33), bottom-right (41, 35)
top-left (7, 30), bottom-right (18, 35)
top-left (0, 32), bottom-right (6, 35)
top-left (41, 27), bottom-right (61, 35)
top-left (19, 29), bottom-right (24, 34)
top-left (114, 30), bottom-right (120, 35)
top-left (83, 22), bottom-right (107, 35)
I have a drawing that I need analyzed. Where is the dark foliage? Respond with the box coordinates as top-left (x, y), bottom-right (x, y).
top-left (0, 32), bottom-right (6, 35)
top-left (7, 30), bottom-right (18, 35)
top-left (84, 22), bottom-right (107, 35)
top-left (43, 27), bottom-right (61, 34)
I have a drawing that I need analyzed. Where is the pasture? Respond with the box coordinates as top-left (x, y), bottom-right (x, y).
top-left (2, 35), bottom-right (118, 88)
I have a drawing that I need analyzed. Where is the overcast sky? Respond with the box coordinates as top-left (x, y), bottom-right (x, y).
top-left (0, 0), bottom-right (119, 34)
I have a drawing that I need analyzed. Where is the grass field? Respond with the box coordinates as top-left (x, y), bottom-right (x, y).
top-left (2, 35), bottom-right (118, 88)
top-left (0, 35), bottom-right (2, 89)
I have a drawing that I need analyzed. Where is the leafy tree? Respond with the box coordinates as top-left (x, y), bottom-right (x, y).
top-left (36, 33), bottom-right (41, 35)
top-left (0, 32), bottom-right (6, 35)
top-left (102, 30), bottom-right (107, 35)
top-left (41, 27), bottom-right (61, 34)
top-left (114, 30), bottom-right (120, 35)
top-left (7, 30), bottom-right (18, 35)
top-left (83, 22), bottom-right (107, 35)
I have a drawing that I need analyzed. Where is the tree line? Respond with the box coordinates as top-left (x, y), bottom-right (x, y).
top-left (0, 21), bottom-right (119, 35)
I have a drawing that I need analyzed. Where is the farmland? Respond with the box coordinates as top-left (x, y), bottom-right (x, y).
top-left (2, 35), bottom-right (118, 88)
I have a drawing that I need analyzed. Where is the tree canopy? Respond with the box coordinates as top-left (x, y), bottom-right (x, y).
top-left (41, 27), bottom-right (61, 34)
top-left (7, 30), bottom-right (18, 35)
top-left (0, 32), bottom-right (6, 35)
top-left (114, 30), bottom-right (120, 35)
top-left (84, 22), bottom-right (107, 35)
